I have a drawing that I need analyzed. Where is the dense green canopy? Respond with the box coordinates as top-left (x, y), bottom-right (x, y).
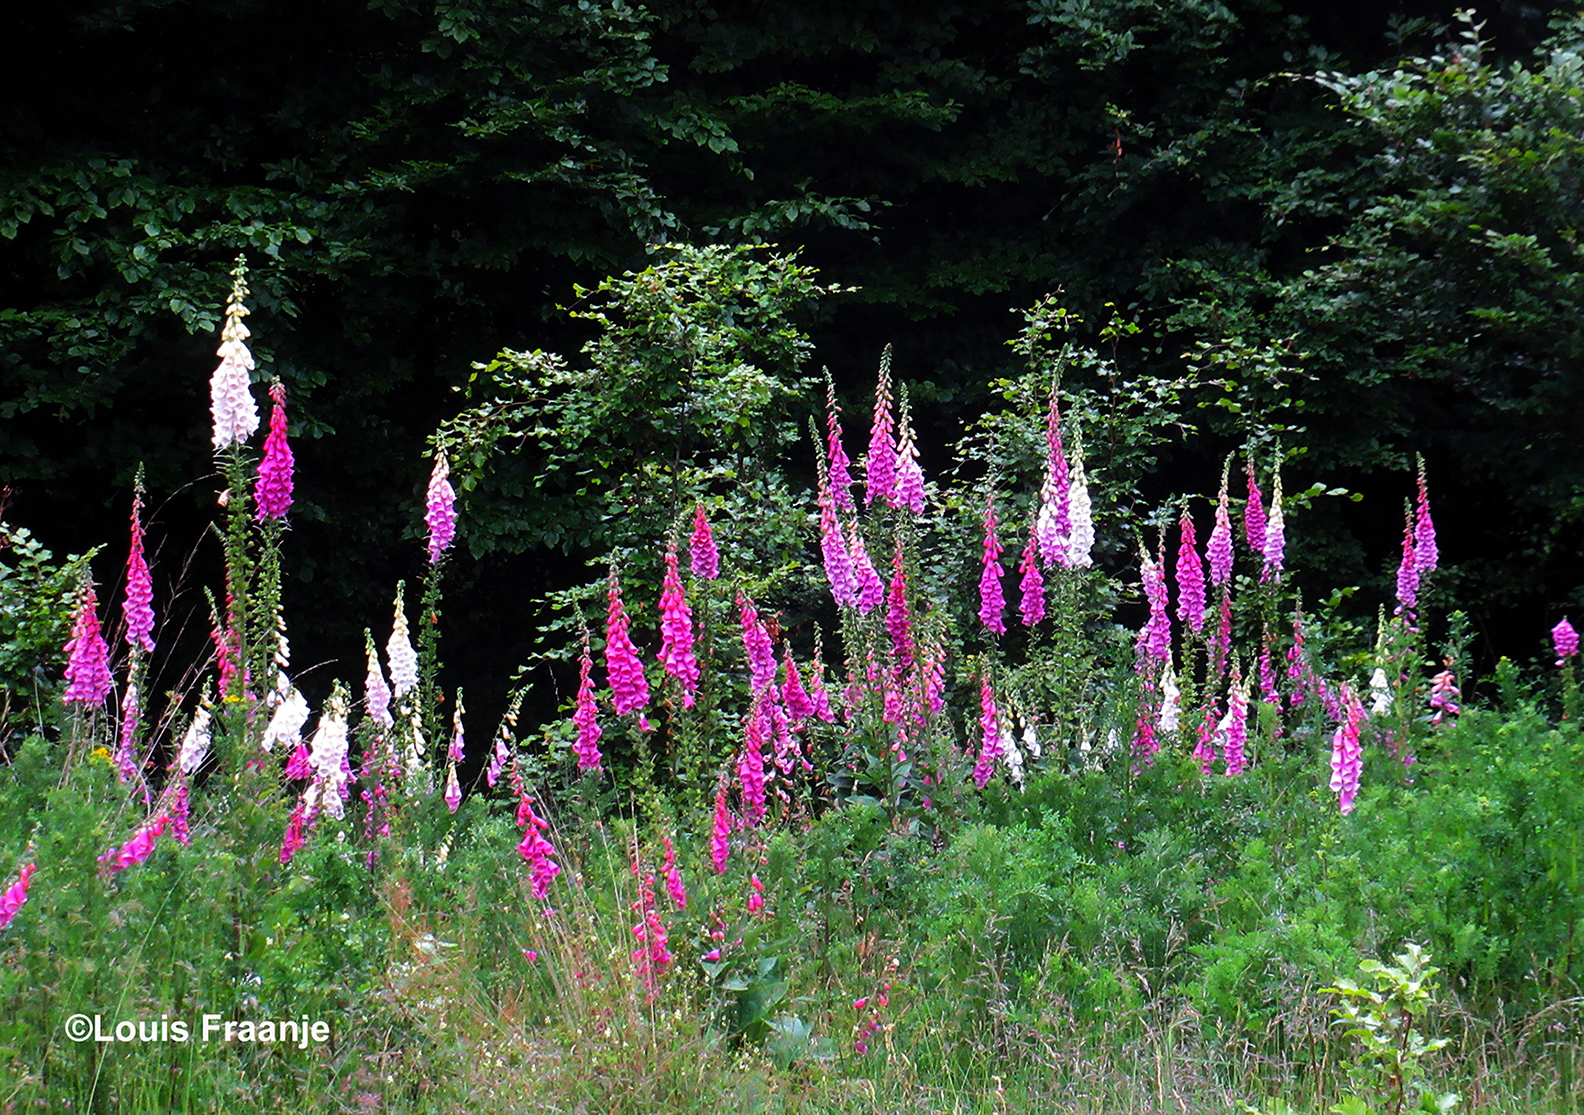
top-left (2, 0), bottom-right (1579, 705)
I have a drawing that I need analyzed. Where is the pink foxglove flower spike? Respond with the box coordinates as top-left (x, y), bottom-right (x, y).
top-left (690, 502), bottom-right (720, 580)
top-left (1175, 505), bottom-right (1205, 635)
top-left (1330, 685), bottom-right (1364, 814)
top-left (972, 672), bottom-right (1001, 788)
top-left (0, 863), bottom-right (36, 929)
top-left (605, 568), bottom-right (650, 719)
top-left (1243, 456), bottom-right (1266, 558)
top-left (978, 493), bottom-right (1006, 636)
top-left (849, 524), bottom-right (884, 614)
top-left (865, 347), bottom-right (896, 508)
top-left (1554, 618), bottom-right (1579, 666)
top-left (63, 580), bottom-right (113, 706)
top-left (254, 381), bottom-right (294, 520)
top-left (424, 450), bottom-right (457, 564)
top-left (1208, 458), bottom-right (1233, 587)
top-left (1018, 534), bottom-right (1045, 628)
top-left (123, 483), bottom-right (155, 654)
top-left (892, 385), bottom-right (926, 514)
top-left (658, 544), bottom-right (700, 706)
top-left (825, 374), bottom-right (857, 514)
top-left (1414, 455), bottom-right (1438, 574)
top-left (572, 629), bottom-right (603, 774)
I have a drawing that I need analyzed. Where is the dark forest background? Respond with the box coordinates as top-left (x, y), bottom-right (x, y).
top-left (4, 0), bottom-right (1581, 728)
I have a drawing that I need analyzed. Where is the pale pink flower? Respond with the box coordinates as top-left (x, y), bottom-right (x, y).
top-left (1137, 545), bottom-right (1170, 666)
top-left (387, 587), bottom-right (419, 699)
top-left (658, 545), bottom-right (700, 706)
top-left (261, 679), bottom-right (309, 752)
top-left (1208, 459), bottom-right (1233, 587)
top-left (690, 503), bottom-right (720, 580)
top-left (1429, 668), bottom-right (1460, 724)
top-left (306, 688), bottom-right (351, 819)
top-left (115, 681), bottom-right (142, 781)
top-left (978, 494), bottom-right (1005, 637)
top-left (177, 705), bottom-right (212, 775)
top-left (1262, 471), bottom-right (1284, 582)
top-left (892, 388), bottom-right (926, 514)
top-left (62, 581), bottom-right (113, 705)
top-left (605, 569), bottom-right (650, 717)
top-left (209, 274), bottom-right (258, 451)
top-left (424, 451), bottom-right (457, 564)
top-left (1035, 388), bottom-right (1071, 568)
top-left (1066, 433), bottom-right (1094, 568)
top-left (447, 693), bottom-right (465, 764)
top-left (487, 724), bottom-right (510, 788)
top-left (253, 381), bottom-right (294, 520)
top-left (123, 488), bottom-right (155, 654)
top-left (1329, 685), bottom-right (1364, 814)
top-left (364, 631), bottom-right (393, 729)
top-left (1218, 665), bottom-right (1249, 776)
top-left (443, 763), bottom-right (461, 813)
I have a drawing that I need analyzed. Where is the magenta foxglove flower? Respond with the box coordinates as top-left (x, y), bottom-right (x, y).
top-left (1262, 471), bottom-right (1285, 582)
top-left (62, 581), bottom-right (113, 706)
top-left (1244, 458), bottom-right (1267, 558)
top-left (865, 353), bottom-right (896, 507)
top-left (849, 525), bottom-right (884, 614)
top-left (1287, 609), bottom-right (1309, 708)
top-left (737, 592), bottom-right (777, 693)
top-left (1018, 535), bottom-right (1045, 627)
top-left (448, 693), bottom-right (465, 764)
top-left (123, 489), bottom-right (155, 654)
top-left (0, 863), bottom-right (36, 929)
top-left (1035, 389), bottom-right (1072, 568)
top-left (573, 631), bottom-right (603, 774)
top-left (1414, 457), bottom-right (1438, 574)
top-left (738, 693), bottom-right (769, 826)
top-left (1554, 618), bottom-right (1579, 665)
top-left (364, 631), bottom-right (393, 729)
top-left (690, 502), bottom-right (720, 580)
top-left (978, 494), bottom-right (1006, 637)
top-left (285, 742), bottom-right (312, 780)
top-left (424, 451), bottom-right (457, 565)
top-left (807, 650), bottom-right (837, 723)
top-left (1329, 685), bottom-right (1364, 814)
top-left (1192, 704), bottom-right (1217, 774)
top-left (487, 726), bottom-right (510, 788)
top-left (886, 542), bottom-right (916, 670)
top-left (387, 587), bottom-right (419, 700)
top-left (279, 801), bottom-right (310, 864)
top-left (630, 871), bottom-right (673, 1001)
top-left (1137, 545), bottom-right (1170, 667)
top-left (210, 274), bottom-right (259, 451)
top-left (1212, 588), bottom-right (1232, 680)
top-left (711, 783), bottom-right (732, 874)
top-left (443, 763), bottom-right (461, 813)
top-left (102, 815), bottom-right (170, 873)
top-left (658, 545), bottom-right (699, 706)
top-left (1208, 460), bottom-right (1233, 587)
top-left (747, 873), bottom-right (765, 914)
top-left (1066, 435), bottom-right (1094, 568)
top-left (115, 682), bottom-right (141, 782)
top-left (781, 646), bottom-right (816, 722)
top-left (1429, 667), bottom-right (1460, 724)
top-left (662, 834), bottom-right (687, 911)
top-left (605, 569), bottom-right (650, 717)
top-left (826, 377), bottom-right (857, 515)
top-left (1175, 507), bottom-right (1205, 635)
top-left (892, 391), bottom-right (926, 514)
top-left (818, 487), bottom-right (858, 608)
top-left (253, 381), bottom-right (294, 520)
top-left (1394, 503), bottom-right (1420, 615)
top-left (516, 792), bottom-right (561, 900)
top-left (972, 673), bottom-right (1001, 788)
